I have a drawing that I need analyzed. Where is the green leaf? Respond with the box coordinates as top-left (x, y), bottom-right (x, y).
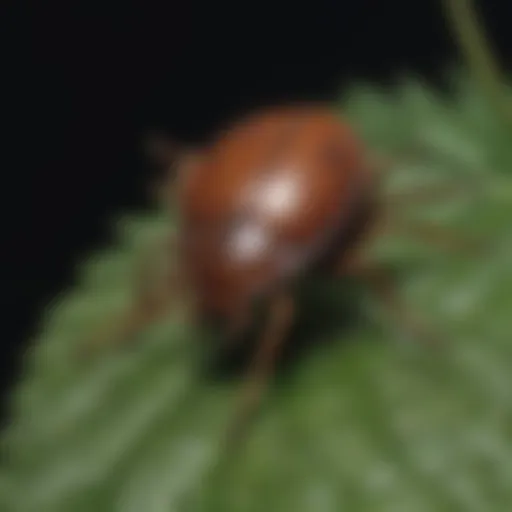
top-left (3, 74), bottom-right (512, 511)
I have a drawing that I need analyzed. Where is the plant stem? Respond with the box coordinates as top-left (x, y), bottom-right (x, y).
top-left (443, 0), bottom-right (512, 126)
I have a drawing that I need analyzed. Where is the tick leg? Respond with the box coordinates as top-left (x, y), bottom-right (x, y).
top-left (224, 290), bottom-right (295, 450)
top-left (144, 133), bottom-right (202, 208)
top-left (386, 181), bottom-right (479, 207)
top-left (381, 216), bottom-right (485, 256)
top-left (79, 234), bottom-right (189, 358)
top-left (222, 304), bottom-right (254, 350)
top-left (342, 259), bottom-right (441, 348)
top-left (144, 133), bottom-right (185, 170)
top-left (369, 144), bottom-right (491, 179)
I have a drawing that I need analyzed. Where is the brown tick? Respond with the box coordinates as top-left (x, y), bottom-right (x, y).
top-left (85, 104), bottom-right (478, 445)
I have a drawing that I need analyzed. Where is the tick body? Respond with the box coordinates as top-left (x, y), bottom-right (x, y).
top-left (175, 106), bottom-right (377, 333)
top-left (161, 105), bottom-right (467, 441)
top-left (89, 103), bottom-right (471, 446)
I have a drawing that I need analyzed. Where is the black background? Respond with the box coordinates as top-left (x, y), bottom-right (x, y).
top-left (2, 1), bottom-right (511, 421)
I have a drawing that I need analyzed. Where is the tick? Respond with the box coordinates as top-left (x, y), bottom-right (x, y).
top-left (85, 104), bottom-right (478, 446)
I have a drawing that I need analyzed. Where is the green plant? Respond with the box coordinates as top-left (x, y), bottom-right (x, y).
top-left (2, 74), bottom-right (512, 512)
top-left (3, 2), bottom-right (512, 510)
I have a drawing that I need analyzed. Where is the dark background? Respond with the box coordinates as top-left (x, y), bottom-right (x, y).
top-left (2, 1), bottom-right (510, 421)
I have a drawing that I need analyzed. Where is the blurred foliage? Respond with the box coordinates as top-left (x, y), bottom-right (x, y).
top-left (2, 74), bottom-right (512, 512)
